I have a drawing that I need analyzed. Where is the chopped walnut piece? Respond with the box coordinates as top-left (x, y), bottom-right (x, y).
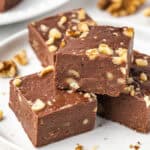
top-left (112, 56), bottom-right (126, 65)
top-left (60, 40), bottom-right (66, 48)
top-left (49, 28), bottom-right (62, 39)
top-left (0, 110), bottom-right (3, 121)
top-left (13, 78), bottom-right (22, 87)
top-left (0, 60), bottom-right (17, 78)
top-left (80, 31), bottom-right (89, 38)
top-left (31, 99), bottom-right (46, 112)
top-left (106, 72), bottom-right (114, 80)
top-left (120, 67), bottom-right (126, 75)
top-left (117, 78), bottom-right (125, 84)
top-left (140, 72), bottom-right (148, 82)
top-left (86, 48), bottom-right (99, 60)
top-left (98, 0), bottom-right (146, 17)
top-left (77, 9), bottom-right (86, 20)
top-left (75, 144), bottom-right (84, 150)
top-left (144, 95), bottom-right (150, 108)
top-left (78, 22), bottom-right (89, 32)
top-left (13, 50), bottom-right (28, 66)
top-left (58, 16), bottom-right (67, 27)
top-left (40, 24), bottom-right (49, 33)
top-left (82, 118), bottom-right (89, 125)
top-left (48, 45), bottom-right (58, 53)
top-left (99, 43), bottom-right (113, 55)
top-left (68, 69), bottom-right (80, 78)
top-left (46, 37), bottom-right (54, 45)
top-left (66, 78), bottom-right (80, 90)
top-left (123, 28), bottom-right (134, 38)
top-left (135, 58), bottom-right (148, 67)
top-left (143, 7), bottom-right (150, 17)
top-left (115, 48), bottom-right (127, 56)
top-left (38, 66), bottom-right (55, 77)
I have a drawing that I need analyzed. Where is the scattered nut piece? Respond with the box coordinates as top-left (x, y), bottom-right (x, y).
top-left (86, 48), bottom-right (99, 60)
top-left (31, 99), bottom-right (46, 112)
top-left (0, 110), bottom-right (3, 121)
top-left (78, 22), bottom-right (89, 32)
top-left (13, 78), bottom-right (22, 87)
top-left (58, 16), bottom-right (67, 27)
top-left (127, 77), bottom-right (134, 84)
top-left (144, 95), bottom-right (150, 108)
top-left (13, 50), bottom-right (28, 66)
top-left (38, 65), bottom-right (55, 77)
top-left (117, 78), bottom-right (125, 84)
top-left (143, 7), bottom-right (150, 17)
top-left (47, 101), bottom-right (52, 106)
top-left (49, 28), bottom-right (62, 39)
top-left (0, 60), bottom-right (17, 78)
top-left (66, 78), bottom-right (80, 90)
top-left (68, 69), bottom-right (80, 78)
top-left (75, 144), bottom-right (84, 150)
top-left (48, 45), bottom-right (58, 53)
top-left (123, 28), bottom-right (134, 38)
top-left (135, 58), bottom-right (148, 67)
top-left (60, 40), bottom-right (66, 48)
top-left (99, 43), bottom-right (113, 55)
top-left (40, 24), bottom-right (49, 33)
top-left (106, 72), bottom-right (114, 80)
top-left (80, 31), bottom-right (89, 38)
top-left (46, 37), bottom-right (54, 45)
top-left (140, 72), bottom-right (148, 82)
top-left (83, 118), bottom-right (89, 125)
top-left (112, 56), bottom-right (125, 65)
top-left (77, 9), bottom-right (86, 20)
top-left (115, 48), bottom-right (127, 56)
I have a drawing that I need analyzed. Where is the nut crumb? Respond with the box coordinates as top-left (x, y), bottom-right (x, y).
top-left (66, 78), bottom-right (80, 90)
top-left (117, 78), bottom-right (125, 84)
top-left (123, 27), bottom-right (134, 38)
top-left (68, 69), bottom-right (80, 78)
top-left (40, 24), bottom-right (49, 33)
top-left (58, 16), bottom-right (67, 27)
top-left (13, 50), bottom-right (28, 66)
top-left (106, 72), bottom-right (114, 80)
top-left (38, 66), bottom-right (55, 77)
top-left (75, 144), bottom-right (84, 150)
top-left (86, 48), bottom-right (99, 60)
top-left (140, 72), bottom-right (148, 82)
top-left (0, 110), bottom-right (3, 121)
top-left (144, 95), bottom-right (150, 108)
top-left (48, 45), bottom-right (58, 52)
top-left (135, 58), bottom-right (148, 67)
top-left (99, 43), bottom-right (113, 55)
top-left (49, 28), bottom-right (62, 39)
top-left (13, 78), bottom-right (22, 87)
top-left (83, 118), bottom-right (89, 125)
top-left (31, 99), bottom-right (46, 112)
top-left (77, 9), bottom-right (86, 20)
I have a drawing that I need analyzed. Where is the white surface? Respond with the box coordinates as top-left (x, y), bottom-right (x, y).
top-left (0, 0), bottom-right (150, 149)
top-left (0, 20), bottom-right (150, 149)
top-left (0, 0), bottom-right (69, 25)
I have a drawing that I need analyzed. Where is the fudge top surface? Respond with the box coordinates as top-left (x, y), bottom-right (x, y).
top-left (29, 8), bottom-right (95, 41)
top-left (124, 51), bottom-right (150, 102)
top-left (11, 68), bottom-right (96, 117)
top-left (58, 26), bottom-right (134, 57)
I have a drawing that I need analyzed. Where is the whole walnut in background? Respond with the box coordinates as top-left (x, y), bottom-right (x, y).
top-left (98, 0), bottom-right (146, 17)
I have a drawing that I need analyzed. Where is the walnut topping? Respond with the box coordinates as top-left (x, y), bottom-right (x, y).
top-left (0, 60), bottom-right (17, 78)
top-left (86, 48), bottom-right (99, 60)
top-left (77, 9), bottom-right (86, 20)
top-left (46, 37), bottom-right (54, 45)
top-left (78, 22), bottom-right (89, 32)
top-left (13, 78), bottom-right (22, 87)
top-left (115, 48), bottom-right (127, 56)
top-left (120, 67), bottom-right (126, 75)
top-left (127, 77), bottom-right (134, 84)
top-left (47, 101), bottom-right (52, 106)
top-left (83, 93), bottom-right (97, 101)
top-left (82, 118), bottom-right (89, 125)
top-left (117, 78), bottom-right (125, 84)
top-left (140, 72), bottom-right (148, 82)
top-left (58, 16), bottom-right (67, 27)
top-left (66, 29), bottom-right (81, 37)
top-left (98, 43), bottom-right (113, 55)
top-left (31, 99), bottom-right (46, 112)
top-left (66, 78), bottom-right (80, 90)
top-left (40, 24), bottom-right (49, 33)
top-left (13, 50), bottom-right (28, 66)
top-left (68, 69), bottom-right (80, 78)
top-left (123, 28), bottom-right (134, 38)
top-left (60, 40), bottom-right (66, 48)
top-left (106, 72), bottom-right (114, 80)
top-left (0, 110), bottom-right (3, 121)
top-left (38, 65), bottom-right (55, 77)
top-left (49, 28), bottom-right (62, 39)
top-left (48, 45), bottom-right (58, 52)
top-left (144, 96), bottom-right (150, 107)
top-left (80, 31), bottom-right (89, 38)
top-left (112, 56), bottom-right (126, 65)
top-left (124, 85), bottom-right (136, 96)
top-left (143, 7), bottom-right (150, 17)
top-left (135, 58), bottom-right (148, 67)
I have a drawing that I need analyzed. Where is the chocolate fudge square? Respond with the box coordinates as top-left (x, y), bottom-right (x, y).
top-left (98, 51), bottom-right (150, 133)
top-left (55, 26), bottom-right (134, 97)
top-left (0, 0), bottom-right (21, 12)
top-left (9, 66), bottom-right (97, 147)
top-left (28, 8), bottom-right (96, 66)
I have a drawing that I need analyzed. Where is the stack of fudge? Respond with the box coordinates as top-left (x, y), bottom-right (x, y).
top-left (0, 0), bottom-right (21, 12)
top-left (9, 8), bottom-right (150, 147)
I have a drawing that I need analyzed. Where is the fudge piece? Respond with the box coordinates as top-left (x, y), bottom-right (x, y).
top-left (98, 51), bottom-right (150, 133)
top-left (28, 8), bottom-right (96, 66)
top-left (9, 66), bottom-right (97, 147)
top-left (55, 26), bottom-right (134, 96)
top-left (0, 0), bottom-right (21, 12)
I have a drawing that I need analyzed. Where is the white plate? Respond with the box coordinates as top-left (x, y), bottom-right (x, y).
top-left (0, 0), bottom-right (69, 25)
top-left (0, 20), bottom-right (150, 150)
